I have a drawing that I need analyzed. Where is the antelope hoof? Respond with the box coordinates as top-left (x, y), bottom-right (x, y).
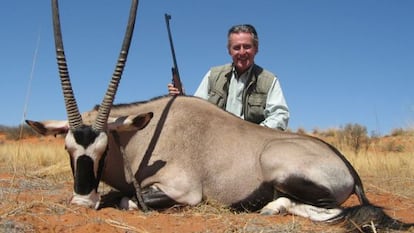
top-left (260, 197), bottom-right (291, 216)
top-left (119, 197), bottom-right (139, 210)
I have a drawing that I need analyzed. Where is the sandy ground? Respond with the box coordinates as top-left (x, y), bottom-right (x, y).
top-left (1, 171), bottom-right (413, 233)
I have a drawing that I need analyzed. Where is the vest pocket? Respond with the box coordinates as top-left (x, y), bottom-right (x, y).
top-left (246, 94), bottom-right (266, 123)
top-left (247, 94), bottom-right (266, 108)
top-left (208, 91), bottom-right (226, 109)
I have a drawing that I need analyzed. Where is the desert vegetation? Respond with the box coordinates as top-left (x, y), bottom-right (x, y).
top-left (1, 124), bottom-right (413, 232)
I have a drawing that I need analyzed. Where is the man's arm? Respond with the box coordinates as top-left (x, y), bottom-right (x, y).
top-left (193, 70), bottom-right (211, 99)
top-left (260, 77), bottom-right (290, 130)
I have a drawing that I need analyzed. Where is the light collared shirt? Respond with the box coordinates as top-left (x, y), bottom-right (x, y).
top-left (194, 65), bottom-right (289, 130)
top-left (225, 66), bottom-right (251, 117)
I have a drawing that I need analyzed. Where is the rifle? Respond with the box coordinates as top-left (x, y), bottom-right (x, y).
top-left (165, 13), bottom-right (184, 95)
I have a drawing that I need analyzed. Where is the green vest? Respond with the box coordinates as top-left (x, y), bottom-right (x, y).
top-left (207, 64), bottom-right (275, 124)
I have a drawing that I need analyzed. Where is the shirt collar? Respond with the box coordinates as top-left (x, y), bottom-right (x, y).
top-left (232, 64), bottom-right (254, 79)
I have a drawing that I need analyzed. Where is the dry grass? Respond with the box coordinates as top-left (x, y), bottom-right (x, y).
top-left (0, 137), bottom-right (71, 180)
top-left (342, 149), bottom-right (414, 199)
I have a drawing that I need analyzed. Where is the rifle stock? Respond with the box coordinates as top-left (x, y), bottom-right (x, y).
top-left (165, 13), bottom-right (184, 95)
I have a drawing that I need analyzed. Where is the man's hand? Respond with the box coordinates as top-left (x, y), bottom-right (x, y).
top-left (167, 83), bottom-right (182, 96)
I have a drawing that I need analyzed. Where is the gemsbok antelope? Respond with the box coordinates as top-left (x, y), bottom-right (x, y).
top-left (26, 0), bottom-right (413, 232)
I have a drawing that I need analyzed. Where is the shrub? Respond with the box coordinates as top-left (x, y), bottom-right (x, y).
top-left (337, 123), bottom-right (370, 155)
top-left (0, 124), bottom-right (38, 140)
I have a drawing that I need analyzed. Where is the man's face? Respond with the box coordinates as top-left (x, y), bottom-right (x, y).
top-left (228, 32), bottom-right (258, 74)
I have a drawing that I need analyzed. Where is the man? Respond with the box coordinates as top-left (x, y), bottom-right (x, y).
top-left (168, 24), bottom-right (289, 130)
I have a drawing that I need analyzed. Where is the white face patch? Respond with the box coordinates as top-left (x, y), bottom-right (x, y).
top-left (65, 130), bottom-right (86, 163)
top-left (65, 130), bottom-right (108, 177)
top-left (86, 132), bottom-right (108, 176)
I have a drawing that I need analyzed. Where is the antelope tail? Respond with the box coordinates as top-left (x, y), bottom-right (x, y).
top-left (333, 182), bottom-right (413, 231)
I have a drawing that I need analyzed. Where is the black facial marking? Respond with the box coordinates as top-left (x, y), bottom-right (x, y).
top-left (69, 126), bottom-right (108, 196)
top-left (95, 149), bottom-right (107, 189)
top-left (74, 155), bottom-right (97, 195)
top-left (73, 125), bottom-right (100, 148)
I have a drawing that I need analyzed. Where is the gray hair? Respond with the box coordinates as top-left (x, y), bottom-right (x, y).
top-left (227, 24), bottom-right (259, 49)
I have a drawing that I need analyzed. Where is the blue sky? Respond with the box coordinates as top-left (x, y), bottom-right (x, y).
top-left (1, 0), bottom-right (413, 135)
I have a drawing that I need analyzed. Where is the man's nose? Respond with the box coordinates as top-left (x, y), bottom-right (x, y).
top-left (239, 46), bottom-right (247, 54)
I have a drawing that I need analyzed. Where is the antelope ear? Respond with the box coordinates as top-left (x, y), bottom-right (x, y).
top-left (25, 119), bottom-right (69, 136)
top-left (108, 112), bottom-right (154, 132)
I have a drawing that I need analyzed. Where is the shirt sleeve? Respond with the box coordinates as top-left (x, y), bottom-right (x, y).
top-left (260, 77), bottom-right (290, 130)
top-left (193, 70), bottom-right (211, 99)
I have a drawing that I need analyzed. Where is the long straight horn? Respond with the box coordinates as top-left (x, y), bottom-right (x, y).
top-left (93, 0), bottom-right (139, 132)
top-left (52, 0), bottom-right (83, 130)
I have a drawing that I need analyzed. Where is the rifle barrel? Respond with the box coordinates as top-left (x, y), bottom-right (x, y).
top-left (165, 13), bottom-right (183, 94)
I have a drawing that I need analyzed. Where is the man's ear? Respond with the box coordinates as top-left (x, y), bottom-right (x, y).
top-left (108, 112), bottom-right (154, 132)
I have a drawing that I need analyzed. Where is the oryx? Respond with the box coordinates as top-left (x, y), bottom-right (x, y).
top-left (26, 0), bottom-right (413, 231)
